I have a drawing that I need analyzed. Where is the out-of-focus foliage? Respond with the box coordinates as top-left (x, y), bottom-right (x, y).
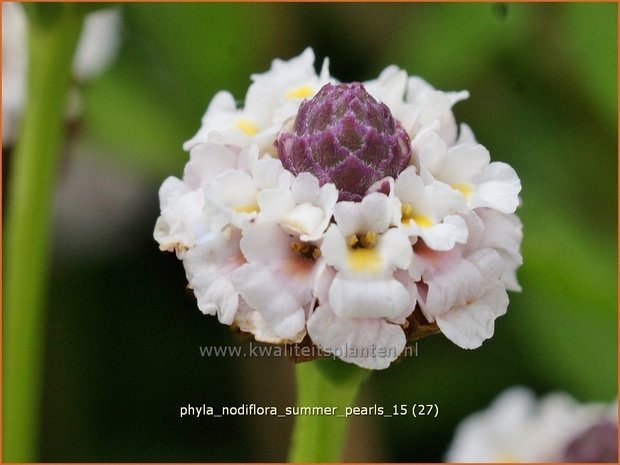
top-left (19, 3), bottom-right (616, 462)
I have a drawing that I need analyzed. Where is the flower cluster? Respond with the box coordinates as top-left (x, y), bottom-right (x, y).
top-left (155, 49), bottom-right (522, 369)
top-left (446, 387), bottom-right (617, 462)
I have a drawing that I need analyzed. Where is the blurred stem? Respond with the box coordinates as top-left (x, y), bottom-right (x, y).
top-left (3, 7), bottom-right (85, 462)
top-left (288, 359), bottom-right (370, 462)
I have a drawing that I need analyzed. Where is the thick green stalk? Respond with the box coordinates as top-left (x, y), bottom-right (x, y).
top-left (288, 359), bottom-right (370, 462)
top-left (3, 7), bottom-right (84, 462)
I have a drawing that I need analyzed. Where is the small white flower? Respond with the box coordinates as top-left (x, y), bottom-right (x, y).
top-left (259, 172), bottom-right (338, 241)
top-left (232, 221), bottom-right (322, 343)
top-left (394, 166), bottom-right (468, 250)
top-left (446, 387), bottom-right (618, 462)
top-left (203, 155), bottom-right (293, 231)
top-left (307, 267), bottom-right (408, 370)
top-left (154, 143), bottom-right (256, 255)
top-left (414, 212), bottom-right (508, 349)
top-left (320, 193), bottom-right (414, 320)
top-left (414, 130), bottom-right (521, 214)
top-left (184, 48), bottom-right (332, 154)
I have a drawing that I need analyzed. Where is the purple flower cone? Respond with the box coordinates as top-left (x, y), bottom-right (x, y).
top-left (276, 82), bottom-right (412, 201)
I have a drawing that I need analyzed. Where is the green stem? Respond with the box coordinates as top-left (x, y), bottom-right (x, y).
top-left (288, 359), bottom-right (370, 462)
top-left (3, 7), bottom-right (85, 462)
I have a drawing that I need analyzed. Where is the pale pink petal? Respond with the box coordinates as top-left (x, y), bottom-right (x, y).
top-left (239, 222), bottom-right (291, 264)
top-left (234, 299), bottom-right (305, 344)
top-left (307, 303), bottom-right (406, 370)
top-left (436, 285), bottom-right (509, 349)
top-left (232, 263), bottom-right (308, 342)
top-left (183, 229), bottom-right (245, 324)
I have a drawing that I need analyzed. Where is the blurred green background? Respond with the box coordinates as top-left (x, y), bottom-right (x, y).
top-left (4, 2), bottom-right (617, 462)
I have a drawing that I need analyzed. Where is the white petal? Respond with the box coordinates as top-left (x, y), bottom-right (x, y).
top-left (307, 304), bottom-right (406, 370)
top-left (333, 201), bottom-right (363, 237)
top-left (391, 270), bottom-right (418, 324)
top-left (291, 172), bottom-right (321, 202)
top-left (333, 193), bottom-right (392, 236)
top-left (157, 176), bottom-right (189, 211)
top-left (412, 130), bottom-right (447, 177)
top-left (281, 202), bottom-right (327, 238)
top-left (239, 222), bottom-right (290, 264)
top-left (72, 8), bottom-right (121, 81)
top-left (183, 91), bottom-right (238, 151)
top-left (441, 143), bottom-right (490, 185)
top-left (257, 188), bottom-right (296, 223)
top-left (213, 170), bottom-right (258, 208)
top-left (234, 299), bottom-right (305, 344)
top-left (232, 263), bottom-right (308, 342)
top-left (457, 123), bottom-right (477, 144)
top-left (394, 166), bottom-right (424, 203)
top-left (154, 179), bottom-right (206, 253)
top-left (365, 65), bottom-right (407, 112)
top-left (478, 209), bottom-right (523, 264)
top-left (377, 228), bottom-right (414, 271)
top-left (183, 230), bottom-right (244, 324)
top-left (471, 162), bottom-right (522, 213)
top-left (360, 193), bottom-right (393, 233)
top-left (183, 143), bottom-right (238, 189)
top-left (423, 254), bottom-right (482, 318)
top-left (417, 180), bottom-right (467, 218)
top-left (252, 157), bottom-right (290, 190)
top-left (328, 274), bottom-right (412, 319)
top-left (320, 225), bottom-right (349, 271)
top-left (420, 215), bottom-right (469, 251)
top-left (436, 285), bottom-right (508, 349)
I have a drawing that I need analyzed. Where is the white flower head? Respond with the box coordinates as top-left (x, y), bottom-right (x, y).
top-left (155, 48), bottom-right (523, 369)
top-left (446, 387), bottom-right (618, 462)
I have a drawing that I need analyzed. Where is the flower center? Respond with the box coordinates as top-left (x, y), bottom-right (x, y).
top-left (346, 231), bottom-right (382, 273)
top-left (276, 82), bottom-right (412, 201)
top-left (401, 202), bottom-right (433, 228)
top-left (290, 241), bottom-right (321, 261)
